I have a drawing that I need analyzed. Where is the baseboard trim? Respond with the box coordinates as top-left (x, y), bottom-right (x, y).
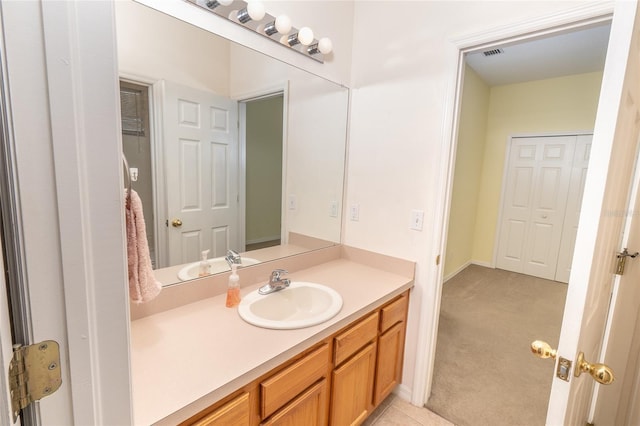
top-left (471, 260), bottom-right (492, 268)
top-left (443, 261), bottom-right (471, 282)
top-left (444, 260), bottom-right (494, 282)
top-left (393, 383), bottom-right (412, 402)
top-left (246, 235), bottom-right (280, 245)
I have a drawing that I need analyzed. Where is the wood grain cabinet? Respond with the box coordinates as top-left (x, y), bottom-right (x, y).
top-left (374, 293), bottom-right (409, 406)
top-left (260, 344), bottom-right (330, 423)
top-left (182, 291), bottom-right (410, 426)
top-left (330, 312), bottom-right (379, 425)
top-left (188, 391), bottom-right (252, 426)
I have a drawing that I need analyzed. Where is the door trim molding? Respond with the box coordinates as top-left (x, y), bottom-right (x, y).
top-left (414, 1), bottom-right (615, 408)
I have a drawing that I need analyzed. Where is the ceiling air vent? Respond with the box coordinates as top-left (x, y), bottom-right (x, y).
top-left (483, 48), bottom-right (504, 57)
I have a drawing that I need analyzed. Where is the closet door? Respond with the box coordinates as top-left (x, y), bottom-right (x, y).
top-left (496, 136), bottom-right (575, 280)
top-left (554, 135), bottom-right (592, 283)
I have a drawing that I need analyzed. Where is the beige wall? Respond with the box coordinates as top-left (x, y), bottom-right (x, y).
top-left (472, 71), bottom-right (603, 264)
top-left (444, 65), bottom-right (490, 278)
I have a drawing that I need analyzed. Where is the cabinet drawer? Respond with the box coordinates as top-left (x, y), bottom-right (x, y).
top-left (191, 392), bottom-right (250, 426)
top-left (261, 344), bottom-right (329, 419)
top-left (334, 312), bottom-right (378, 366)
top-left (379, 293), bottom-right (408, 332)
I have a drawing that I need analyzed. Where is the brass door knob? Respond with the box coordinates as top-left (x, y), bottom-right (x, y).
top-left (575, 352), bottom-right (615, 385)
top-left (531, 340), bottom-right (557, 360)
top-left (171, 218), bottom-right (183, 228)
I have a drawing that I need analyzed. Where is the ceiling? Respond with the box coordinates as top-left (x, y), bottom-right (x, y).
top-left (465, 22), bottom-right (611, 86)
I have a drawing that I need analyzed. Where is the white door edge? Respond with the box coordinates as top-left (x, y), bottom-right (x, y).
top-left (417, 3), bottom-right (615, 406)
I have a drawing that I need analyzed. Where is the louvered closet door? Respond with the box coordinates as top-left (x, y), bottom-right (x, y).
top-left (496, 136), bottom-right (576, 280)
top-left (163, 80), bottom-right (239, 266)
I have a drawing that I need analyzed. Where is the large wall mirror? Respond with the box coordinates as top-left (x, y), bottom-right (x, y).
top-left (116, 0), bottom-right (348, 287)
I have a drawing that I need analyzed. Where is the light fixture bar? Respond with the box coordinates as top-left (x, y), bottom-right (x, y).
top-left (189, 0), bottom-right (329, 63)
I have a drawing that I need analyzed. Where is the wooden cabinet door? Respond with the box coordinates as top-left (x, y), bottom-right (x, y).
top-left (261, 379), bottom-right (327, 426)
top-left (192, 392), bottom-right (251, 426)
top-left (374, 322), bottom-right (405, 406)
top-left (331, 342), bottom-right (377, 425)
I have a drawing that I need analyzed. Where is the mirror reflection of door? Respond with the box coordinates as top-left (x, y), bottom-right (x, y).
top-left (162, 81), bottom-right (240, 266)
top-left (120, 80), bottom-right (156, 267)
top-left (242, 94), bottom-right (284, 251)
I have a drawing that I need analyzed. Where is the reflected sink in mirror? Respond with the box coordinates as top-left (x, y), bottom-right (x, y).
top-left (238, 282), bottom-right (343, 329)
top-left (177, 257), bottom-right (261, 281)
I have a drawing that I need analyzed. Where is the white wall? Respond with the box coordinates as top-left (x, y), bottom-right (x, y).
top-left (116, 0), bottom-right (230, 95)
top-left (346, 0), bottom-right (610, 400)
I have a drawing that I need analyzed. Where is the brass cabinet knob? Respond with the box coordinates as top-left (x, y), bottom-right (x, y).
top-left (575, 352), bottom-right (615, 385)
top-left (171, 218), bottom-right (183, 228)
top-left (531, 340), bottom-right (557, 360)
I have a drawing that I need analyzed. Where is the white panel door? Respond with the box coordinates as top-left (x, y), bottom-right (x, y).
top-left (591, 151), bottom-right (640, 425)
top-left (496, 136), bottom-right (575, 280)
top-left (555, 135), bottom-right (592, 283)
top-left (163, 81), bottom-right (239, 265)
top-left (546, 1), bottom-right (640, 423)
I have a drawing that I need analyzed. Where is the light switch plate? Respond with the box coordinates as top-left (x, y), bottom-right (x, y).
top-left (350, 204), bottom-right (360, 221)
top-left (410, 209), bottom-right (424, 231)
top-left (288, 195), bottom-right (297, 210)
top-left (329, 201), bottom-right (339, 217)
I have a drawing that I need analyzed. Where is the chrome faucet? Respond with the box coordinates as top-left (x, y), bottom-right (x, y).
top-left (225, 249), bottom-right (242, 267)
top-left (258, 269), bottom-right (291, 295)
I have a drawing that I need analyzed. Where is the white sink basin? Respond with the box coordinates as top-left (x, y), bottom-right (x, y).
top-left (177, 257), bottom-right (261, 281)
top-left (238, 282), bottom-right (343, 329)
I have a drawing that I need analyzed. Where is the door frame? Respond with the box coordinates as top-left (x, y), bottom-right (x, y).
top-left (492, 131), bottom-right (593, 278)
top-left (235, 83), bottom-right (290, 250)
top-left (414, 2), bottom-right (615, 406)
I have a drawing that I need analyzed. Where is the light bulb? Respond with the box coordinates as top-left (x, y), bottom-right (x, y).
top-left (297, 27), bottom-right (314, 46)
top-left (264, 14), bottom-right (291, 36)
top-left (308, 37), bottom-right (333, 55)
top-left (237, 1), bottom-right (265, 23)
top-left (247, 1), bottom-right (265, 20)
top-left (275, 15), bottom-right (292, 34)
top-left (318, 37), bottom-right (332, 54)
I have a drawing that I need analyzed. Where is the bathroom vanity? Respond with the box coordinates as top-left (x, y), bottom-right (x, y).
top-left (129, 245), bottom-right (414, 425)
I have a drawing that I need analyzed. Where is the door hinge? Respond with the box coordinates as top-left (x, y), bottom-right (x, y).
top-left (9, 340), bottom-right (62, 423)
top-left (616, 248), bottom-right (639, 275)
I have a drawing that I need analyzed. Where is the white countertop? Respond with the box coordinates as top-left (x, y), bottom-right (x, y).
top-left (130, 257), bottom-right (414, 425)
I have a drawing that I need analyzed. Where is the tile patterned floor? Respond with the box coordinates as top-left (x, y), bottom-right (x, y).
top-left (363, 395), bottom-right (454, 426)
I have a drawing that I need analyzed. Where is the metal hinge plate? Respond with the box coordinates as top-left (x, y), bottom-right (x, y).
top-left (9, 340), bottom-right (62, 423)
top-left (616, 248), bottom-right (639, 275)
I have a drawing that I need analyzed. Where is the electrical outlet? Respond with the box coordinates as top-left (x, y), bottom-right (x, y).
top-left (288, 195), bottom-right (297, 210)
top-left (350, 204), bottom-right (360, 221)
top-left (410, 209), bottom-right (424, 231)
top-left (329, 201), bottom-right (339, 218)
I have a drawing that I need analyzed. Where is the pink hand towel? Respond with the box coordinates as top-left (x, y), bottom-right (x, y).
top-left (126, 189), bottom-right (161, 303)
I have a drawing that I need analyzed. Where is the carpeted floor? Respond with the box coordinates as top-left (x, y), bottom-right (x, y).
top-left (426, 265), bottom-right (568, 426)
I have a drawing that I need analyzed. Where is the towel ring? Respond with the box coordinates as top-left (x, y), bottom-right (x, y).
top-left (123, 153), bottom-right (132, 209)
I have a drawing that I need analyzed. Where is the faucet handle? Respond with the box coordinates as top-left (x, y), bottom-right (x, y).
top-left (270, 269), bottom-right (288, 281)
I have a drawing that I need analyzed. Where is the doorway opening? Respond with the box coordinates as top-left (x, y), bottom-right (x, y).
top-left (239, 92), bottom-right (285, 252)
top-left (119, 80), bottom-right (156, 267)
top-left (429, 21), bottom-right (610, 425)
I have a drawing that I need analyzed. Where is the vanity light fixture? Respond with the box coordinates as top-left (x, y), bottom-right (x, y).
top-left (264, 14), bottom-right (291, 36)
top-left (236, 1), bottom-right (266, 24)
top-left (287, 26), bottom-right (314, 47)
top-left (205, 0), bottom-right (233, 9)
top-left (190, 0), bottom-right (331, 63)
top-left (308, 37), bottom-right (333, 55)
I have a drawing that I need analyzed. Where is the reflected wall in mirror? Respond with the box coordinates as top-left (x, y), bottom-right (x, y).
top-left (115, 0), bottom-right (348, 286)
